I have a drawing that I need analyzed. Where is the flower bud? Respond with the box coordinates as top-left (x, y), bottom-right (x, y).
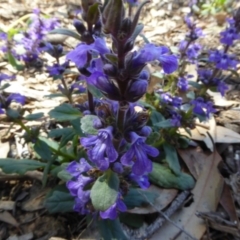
top-left (103, 63), bottom-right (117, 77)
top-left (102, 0), bottom-right (125, 36)
top-left (73, 19), bottom-right (86, 35)
top-left (125, 79), bottom-right (148, 102)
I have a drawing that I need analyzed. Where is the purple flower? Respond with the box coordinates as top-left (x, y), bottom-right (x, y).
top-left (190, 97), bottom-right (206, 115)
top-left (80, 126), bottom-right (118, 170)
top-left (138, 126), bottom-right (152, 137)
top-left (217, 81), bottom-right (228, 96)
top-left (125, 70), bottom-right (149, 102)
top-left (87, 71), bottom-right (121, 100)
top-left (132, 44), bottom-right (178, 74)
top-left (66, 158), bottom-right (92, 178)
top-left (112, 162), bottom-right (124, 174)
top-left (186, 43), bottom-right (201, 61)
top-left (205, 101), bottom-right (216, 118)
top-left (129, 173), bottom-right (150, 189)
top-left (170, 111), bottom-right (182, 127)
top-left (0, 32), bottom-right (7, 40)
top-left (100, 194), bottom-right (127, 219)
top-left (7, 93), bottom-right (25, 105)
top-left (73, 195), bottom-right (90, 215)
top-left (47, 62), bottom-right (69, 77)
top-left (190, 97), bottom-right (216, 117)
top-left (159, 92), bottom-right (173, 104)
top-left (185, 16), bottom-right (203, 40)
top-left (220, 19), bottom-right (240, 46)
top-left (209, 50), bottom-right (238, 70)
top-left (0, 93), bottom-right (25, 114)
top-left (67, 38), bottom-right (110, 69)
top-left (67, 175), bottom-right (93, 197)
top-left (172, 96), bottom-right (182, 108)
top-left (177, 77), bottom-right (189, 91)
top-left (0, 73), bottom-right (14, 83)
top-left (121, 132), bottom-right (159, 176)
top-left (125, 0), bottom-right (139, 5)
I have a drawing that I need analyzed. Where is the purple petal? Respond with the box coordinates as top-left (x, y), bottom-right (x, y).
top-left (158, 55), bottom-right (178, 74)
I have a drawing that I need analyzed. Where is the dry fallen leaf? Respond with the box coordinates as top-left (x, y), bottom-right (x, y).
top-left (150, 147), bottom-right (223, 240)
top-left (179, 119), bottom-right (240, 151)
top-left (207, 90), bottom-right (239, 107)
top-left (220, 182), bottom-right (239, 224)
top-left (0, 211), bottom-right (19, 227)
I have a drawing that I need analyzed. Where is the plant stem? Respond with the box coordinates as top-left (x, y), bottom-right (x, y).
top-left (60, 76), bottom-right (73, 104)
top-left (117, 101), bottom-right (129, 132)
top-left (16, 120), bottom-right (31, 135)
top-left (87, 90), bottom-right (94, 112)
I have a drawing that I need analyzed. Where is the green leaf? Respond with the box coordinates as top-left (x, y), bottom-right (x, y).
top-left (90, 170), bottom-right (119, 211)
top-left (49, 128), bottom-right (76, 147)
top-left (188, 81), bottom-right (202, 89)
top-left (150, 110), bottom-right (165, 125)
top-left (57, 169), bottom-right (72, 181)
top-left (104, 53), bottom-right (118, 64)
top-left (34, 138), bottom-right (53, 161)
top-left (24, 112), bottom-right (44, 121)
top-left (129, 23), bottom-right (144, 42)
top-left (80, 115), bottom-right (99, 135)
top-left (49, 103), bottom-right (81, 121)
top-left (149, 162), bottom-right (195, 190)
top-left (87, 2), bottom-right (100, 25)
top-left (98, 219), bottom-right (128, 240)
top-left (186, 91), bottom-right (195, 100)
top-left (45, 185), bottom-right (74, 213)
top-left (146, 131), bottom-right (160, 145)
top-left (0, 83), bottom-right (10, 90)
top-left (0, 158), bottom-right (46, 175)
top-left (49, 28), bottom-right (81, 40)
top-left (120, 213), bottom-right (144, 228)
top-left (153, 119), bottom-right (173, 129)
top-left (163, 143), bottom-right (181, 176)
top-left (6, 109), bottom-right (21, 119)
top-left (39, 136), bottom-right (59, 152)
top-left (7, 52), bottom-right (24, 70)
top-left (44, 93), bottom-right (64, 98)
top-left (123, 188), bottom-right (158, 209)
top-left (87, 83), bottom-right (104, 98)
top-left (71, 118), bottom-right (83, 136)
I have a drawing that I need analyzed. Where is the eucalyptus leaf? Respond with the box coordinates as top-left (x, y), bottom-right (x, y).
top-left (149, 162), bottom-right (195, 190)
top-left (90, 170), bottom-right (119, 211)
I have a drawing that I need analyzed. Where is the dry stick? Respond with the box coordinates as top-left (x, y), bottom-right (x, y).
top-left (123, 190), bottom-right (196, 240)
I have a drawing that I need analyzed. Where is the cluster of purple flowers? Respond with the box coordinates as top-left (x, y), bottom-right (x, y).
top-left (0, 73), bottom-right (25, 114)
top-left (64, 0), bottom-right (180, 219)
top-left (0, 9), bottom-right (59, 63)
top-left (157, 90), bottom-right (183, 127)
